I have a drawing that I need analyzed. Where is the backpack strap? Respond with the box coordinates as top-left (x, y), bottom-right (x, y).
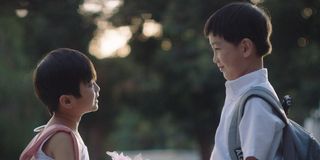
top-left (20, 124), bottom-right (80, 160)
top-left (228, 86), bottom-right (288, 160)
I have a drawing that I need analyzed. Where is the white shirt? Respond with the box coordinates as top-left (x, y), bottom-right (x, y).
top-left (210, 68), bottom-right (285, 160)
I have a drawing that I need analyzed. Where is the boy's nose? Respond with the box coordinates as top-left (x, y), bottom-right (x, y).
top-left (94, 82), bottom-right (100, 92)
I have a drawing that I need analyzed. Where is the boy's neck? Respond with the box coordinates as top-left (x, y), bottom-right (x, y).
top-left (241, 57), bottom-right (264, 77)
top-left (47, 112), bottom-right (80, 132)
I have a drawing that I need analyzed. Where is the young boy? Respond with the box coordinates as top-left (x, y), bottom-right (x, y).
top-left (20, 48), bottom-right (100, 160)
top-left (204, 2), bottom-right (284, 160)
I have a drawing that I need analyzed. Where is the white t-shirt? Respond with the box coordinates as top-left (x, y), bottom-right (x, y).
top-left (210, 69), bottom-right (285, 160)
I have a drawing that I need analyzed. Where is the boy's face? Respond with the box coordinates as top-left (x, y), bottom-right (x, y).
top-left (208, 34), bottom-right (246, 80)
top-left (75, 80), bottom-right (100, 113)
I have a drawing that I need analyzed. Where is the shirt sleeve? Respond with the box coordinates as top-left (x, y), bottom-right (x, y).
top-left (239, 97), bottom-right (285, 160)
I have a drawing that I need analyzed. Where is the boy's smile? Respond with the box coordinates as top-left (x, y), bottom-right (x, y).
top-left (209, 34), bottom-right (245, 81)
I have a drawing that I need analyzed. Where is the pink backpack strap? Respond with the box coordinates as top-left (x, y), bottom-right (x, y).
top-left (20, 124), bottom-right (80, 160)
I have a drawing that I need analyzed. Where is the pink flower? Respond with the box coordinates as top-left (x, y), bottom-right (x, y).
top-left (106, 151), bottom-right (145, 160)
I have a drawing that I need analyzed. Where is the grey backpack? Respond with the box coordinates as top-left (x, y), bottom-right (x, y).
top-left (228, 86), bottom-right (320, 160)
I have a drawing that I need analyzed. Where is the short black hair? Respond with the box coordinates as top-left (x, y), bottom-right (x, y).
top-left (33, 48), bottom-right (97, 114)
top-left (204, 2), bottom-right (272, 57)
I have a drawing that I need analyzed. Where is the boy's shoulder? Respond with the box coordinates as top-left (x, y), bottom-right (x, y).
top-left (43, 131), bottom-right (76, 159)
top-left (20, 124), bottom-right (79, 160)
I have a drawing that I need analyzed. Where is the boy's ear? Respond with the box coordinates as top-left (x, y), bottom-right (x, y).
top-left (59, 95), bottom-right (73, 109)
top-left (240, 38), bottom-right (254, 58)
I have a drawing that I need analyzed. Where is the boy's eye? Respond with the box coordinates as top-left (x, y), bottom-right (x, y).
top-left (211, 45), bottom-right (219, 51)
top-left (213, 48), bottom-right (220, 53)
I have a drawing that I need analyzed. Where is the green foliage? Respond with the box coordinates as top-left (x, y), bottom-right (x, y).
top-left (0, 66), bottom-right (46, 159)
top-left (107, 109), bottom-right (195, 150)
top-left (1, 0), bottom-right (320, 159)
top-left (264, 0), bottom-right (320, 122)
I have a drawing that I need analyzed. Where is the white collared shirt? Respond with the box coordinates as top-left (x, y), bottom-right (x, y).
top-left (210, 68), bottom-right (285, 160)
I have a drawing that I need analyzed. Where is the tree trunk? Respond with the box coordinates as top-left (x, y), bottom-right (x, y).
top-left (86, 126), bottom-right (105, 160)
top-left (197, 128), bottom-right (214, 160)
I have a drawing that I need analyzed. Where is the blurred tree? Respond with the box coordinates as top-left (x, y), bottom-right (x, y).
top-left (81, 58), bottom-right (144, 159)
top-left (1, 0), bottom-right (95, 64)
top-left (1, 0), bottom-right (320, 160)
top-left (107, 0), bottom-right (236, 159)
top-left (0, 2), bottom-right (44, 159)
top-left (264, 0), bottom-right (320, 122)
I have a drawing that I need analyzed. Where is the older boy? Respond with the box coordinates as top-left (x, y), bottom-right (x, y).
top-left (204, 2), bottom-right (284, 160)
top-left (20, 48), bottom-right (100, 160)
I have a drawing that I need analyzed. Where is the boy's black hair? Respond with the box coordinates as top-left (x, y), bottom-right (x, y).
top-left (204, 2), bottom-right (272, 57)
top-left (33, 48), bottom-right (97, 114)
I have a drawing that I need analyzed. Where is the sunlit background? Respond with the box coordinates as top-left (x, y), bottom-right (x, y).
top-left (79, 0), bottom-right (163, 59)
top-left (3, 0), bottom-right (320, 160)
top-left (13, 0), bottom-right (316, 59)
top-left (80, 0), bottom-right (313, 59)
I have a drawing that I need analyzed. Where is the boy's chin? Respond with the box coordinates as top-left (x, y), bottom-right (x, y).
top-left (86, 105), bottom-right (99, 113)
top-left (91, 105), bottom-right (99, 112)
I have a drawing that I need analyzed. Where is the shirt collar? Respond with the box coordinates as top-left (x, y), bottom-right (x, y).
top-left (225, 68), bottom-right (269, 97)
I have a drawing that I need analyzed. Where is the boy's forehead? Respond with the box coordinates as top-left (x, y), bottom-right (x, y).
top-left (209, 34), bottom-right (223, 45)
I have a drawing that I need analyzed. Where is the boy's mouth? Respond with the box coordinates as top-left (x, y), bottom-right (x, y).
top-left (217, 66), bottom-right (224, 72)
